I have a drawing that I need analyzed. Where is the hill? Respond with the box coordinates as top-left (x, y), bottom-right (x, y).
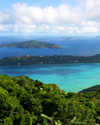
top-left (78, 85), bottom-right (100, 93)
top-left (1, 74), bottom-right (100, 124)
top-left (0, 40), bottom-right (61, 49)
top-left (1, 54), bottom-right (100, 66)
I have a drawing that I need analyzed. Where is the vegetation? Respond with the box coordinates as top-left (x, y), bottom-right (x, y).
top-left (78, 85), bottom-right (100, 93)
top-left (1, 54), bottom-right (100, 66)
top-left (0, 40), bottom-right (61, 48)
top-left (0, 74), bottom-right (100, 124)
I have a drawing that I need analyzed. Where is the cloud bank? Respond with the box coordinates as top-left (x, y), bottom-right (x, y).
top-left (0, 0), bottom-right (100, 34)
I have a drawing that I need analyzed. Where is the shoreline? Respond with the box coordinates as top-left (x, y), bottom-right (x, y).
top-left (1, 54), bottom-right (100, 66)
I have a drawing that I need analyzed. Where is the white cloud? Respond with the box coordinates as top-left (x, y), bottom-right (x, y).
top-left (43, 7), bottom-right (57, 24)
top-left (0, 25), bottom-right (9, 31)
top-left (13, 3), bottom-right (43, 24)
top-left (38, 25), bottom-right (50, 32)
top-left (11, 3), bottom-right (82, 25)
top-left (1, 0), bottom-right (100, 34)
top-left (0, 11), bottom-right (13, 24)
top-left (85, 0), bottom-right (100, 21)
top-left (82, 27), bottom-right (98, 33)
top-left (56, 4), bottom-right (82, 24)
top-left (52, 26), bottom-right (65, 33)
top-left (13, 24), bottom-right (36, 33)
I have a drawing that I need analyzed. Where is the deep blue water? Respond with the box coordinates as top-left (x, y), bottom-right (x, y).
top-left (0, 36), bottom-right (100, 92)
top-left (0, 36), bottom-right (100, 58)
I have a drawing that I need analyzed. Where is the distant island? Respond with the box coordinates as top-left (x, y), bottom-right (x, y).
top-left (1, 54), bottom-right (100, 66)
top-left (0, 40), bottom-right (61, 49)
top-left (62, 36), bottom-right (75, 40)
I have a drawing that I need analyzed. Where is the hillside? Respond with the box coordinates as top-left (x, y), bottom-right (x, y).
top-left (78, 85), bottom-right (100, 93)
top-left (1, 54), bottom-right (100, 66)
top-left (1, 74), bottom-right (100, 124)
top-left (0, 40), bottom-right (61, 49)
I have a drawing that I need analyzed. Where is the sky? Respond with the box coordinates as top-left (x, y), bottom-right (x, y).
top-left (0, 0), bottom-right (100, 36)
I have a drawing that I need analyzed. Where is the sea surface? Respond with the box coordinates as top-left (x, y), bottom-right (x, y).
top-left (0, 63), bottom-right (100, 92)
top-left (0, 36), bottom-right (100, 58)
top-left (0, 36), bottom-right (100, 92)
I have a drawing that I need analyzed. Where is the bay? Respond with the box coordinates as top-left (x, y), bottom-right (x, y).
top-left (1, 36), bottom-right (100, 92)
top-left (0, 63), bottom-right (100, 93)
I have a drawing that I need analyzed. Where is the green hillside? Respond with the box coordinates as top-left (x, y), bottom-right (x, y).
top-left (0, 40), bottom-right (61, 48)
top-left (78, 85), bottom-right (100, 93)
top-left (0, 74), bottom-right (100, 124)
top-left (1, 54), bottom-right (100, 66)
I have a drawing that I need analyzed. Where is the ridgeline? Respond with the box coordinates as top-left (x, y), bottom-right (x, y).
top-left (1, 54), bottom-right (100, 66)
top-left (0, 74), bottom-right (100, 124)
top-left (0, 40), bottom-right (61, 49)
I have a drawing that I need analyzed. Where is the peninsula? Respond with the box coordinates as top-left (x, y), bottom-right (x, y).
top-left (1, 54), bottom-right (100, 66)
top-left (0, 40), bottom-right (61, 49)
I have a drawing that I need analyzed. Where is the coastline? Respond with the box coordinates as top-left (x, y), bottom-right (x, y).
top-left (1, 54), bottom-right (100, 66)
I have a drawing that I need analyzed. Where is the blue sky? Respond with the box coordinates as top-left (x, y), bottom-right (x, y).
top-left (0, 0), bottom-right (100, 36)
top-left (0, 0), bottom-right (77, 10)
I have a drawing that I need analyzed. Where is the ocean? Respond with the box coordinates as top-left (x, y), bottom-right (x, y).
top-left (1, 36), bottom-right (100, 58)
top-left (0, 36), bottom-right (100, 92)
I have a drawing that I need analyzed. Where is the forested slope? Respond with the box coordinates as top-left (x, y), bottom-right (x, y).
top-left (0, 74), bottom-right (100, 124)
top-left (1, 54), bottom-right (100, 66)
top-left (78, 85), bottom-right (100, 93)
top-left (0, 40), bottom-right (61, 48)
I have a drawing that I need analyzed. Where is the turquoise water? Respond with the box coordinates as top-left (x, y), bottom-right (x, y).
top-left (0, 63), bottom-right (100, 93)
top-left (1, 36), bottom-right (100, 92)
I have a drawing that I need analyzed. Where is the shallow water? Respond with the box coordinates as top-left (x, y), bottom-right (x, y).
top-left (0, 63), bottom-right (100, 92)
top-left (1, 36), bottom-right (100, 92)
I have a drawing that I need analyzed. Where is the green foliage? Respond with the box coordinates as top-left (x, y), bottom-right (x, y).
top-left (0, 74), bottom-right (100, 124)
top-left (0, 40), bottom-right (61, 49)
top-left (78, 85), bottom-right (100, 93)
top-left (2, 54), bottom-right (100, 66)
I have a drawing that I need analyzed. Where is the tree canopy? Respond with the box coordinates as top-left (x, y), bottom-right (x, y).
top-left (0, 40), bottom-right (61, 49)
top-left (0, 74), bottom-right (100, 124)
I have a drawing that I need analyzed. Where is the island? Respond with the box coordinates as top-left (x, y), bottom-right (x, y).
top-left (1, 54), bottom-right (100, 66)
top-left (0, 40), bottom-right (61, 49)
top-left (62, 36), bottom-right (75, 40)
